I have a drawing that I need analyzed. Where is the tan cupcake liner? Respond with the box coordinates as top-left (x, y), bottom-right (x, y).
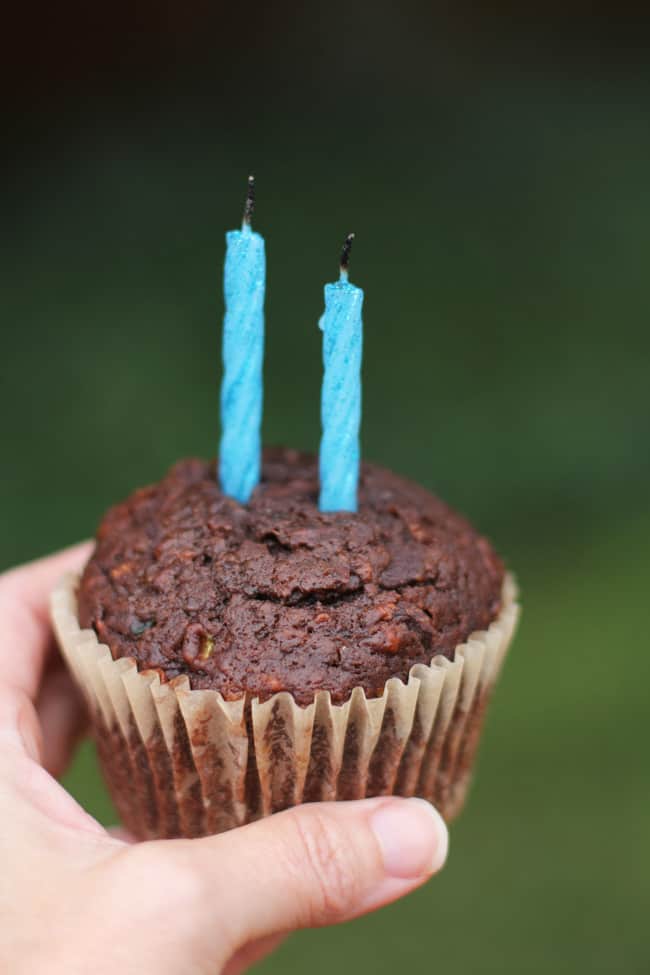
top-left (51, 573), bottom-right (519, 839)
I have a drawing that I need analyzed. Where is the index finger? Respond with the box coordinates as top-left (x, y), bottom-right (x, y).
top-left (0, 542), bottom-right (93, 698)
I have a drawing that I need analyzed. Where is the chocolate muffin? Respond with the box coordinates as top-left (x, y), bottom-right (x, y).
top-left (79, 449), bottom-right (504, 704)
top-left (52, 449), bottom-right (518, 839)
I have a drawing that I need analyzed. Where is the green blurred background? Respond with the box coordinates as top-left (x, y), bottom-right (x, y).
top-left (3, 4), bottom-right (649, 972)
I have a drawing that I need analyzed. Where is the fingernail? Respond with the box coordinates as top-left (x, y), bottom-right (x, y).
top-left (371, 798), bottom-right (448, 878)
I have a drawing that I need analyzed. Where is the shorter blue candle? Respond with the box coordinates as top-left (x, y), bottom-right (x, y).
top-left (219, 220), bottom-right (266, 503)
top-left (318, 255), bottom-right (364, 512)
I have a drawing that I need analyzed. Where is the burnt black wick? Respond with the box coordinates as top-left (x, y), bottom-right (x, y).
top-left (340, 232), bottom-right (355, 274)
top-left (243, 175), bottom-right (255, 227)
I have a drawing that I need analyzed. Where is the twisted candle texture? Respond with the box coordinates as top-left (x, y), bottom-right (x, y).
top-left (319, 278), bottom-right (364, 512)
top-left (219, 226), bottom-right (266, 502)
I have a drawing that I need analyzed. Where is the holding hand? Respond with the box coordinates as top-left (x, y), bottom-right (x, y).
top-left (0, 544), bottom-right (448, 975)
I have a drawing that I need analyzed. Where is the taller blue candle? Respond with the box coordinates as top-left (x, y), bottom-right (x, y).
top-left (219, 177), bottom-right (266, 503)
top-left (319, 234), bottom-right (364, 512)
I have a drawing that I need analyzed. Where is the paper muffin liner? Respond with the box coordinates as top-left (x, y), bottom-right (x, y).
top-left (51, 573), bottom-right (519, 839)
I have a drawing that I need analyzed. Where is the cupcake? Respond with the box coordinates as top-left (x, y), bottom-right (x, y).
top-left (51, 447), bottom-right (518, 840)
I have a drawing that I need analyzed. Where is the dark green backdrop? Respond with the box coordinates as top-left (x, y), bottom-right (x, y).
top-left (3, 8), bottom-right (649, 973)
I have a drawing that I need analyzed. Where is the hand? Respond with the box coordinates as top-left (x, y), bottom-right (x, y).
top-left (0, 544), bottom-right (448, 975)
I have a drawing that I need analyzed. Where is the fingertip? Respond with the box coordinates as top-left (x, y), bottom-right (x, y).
top-left (412, 798), bottom-right (449, 874)
top-left (370, 797), bottom-right (449, 880)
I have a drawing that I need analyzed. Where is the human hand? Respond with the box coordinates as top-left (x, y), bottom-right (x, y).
top-left (0, 544), bottom-right (448, 975)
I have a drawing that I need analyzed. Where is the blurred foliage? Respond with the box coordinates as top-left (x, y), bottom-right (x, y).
top-left (3, 9), bottom-right (649, 973)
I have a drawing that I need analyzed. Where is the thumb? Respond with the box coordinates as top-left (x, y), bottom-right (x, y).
top-left (171, 796), bottom-right (447, 956)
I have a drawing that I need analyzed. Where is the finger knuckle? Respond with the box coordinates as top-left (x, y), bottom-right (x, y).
top-left (0, 573), bottom-right (17, 614)
top-left (290, 809), bottom-right (361, 925)
top-left (0, 567), bottom-right (15, 593)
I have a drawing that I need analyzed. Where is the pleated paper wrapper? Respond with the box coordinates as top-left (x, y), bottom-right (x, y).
top-left (51, 573), bottom-right (519, 839)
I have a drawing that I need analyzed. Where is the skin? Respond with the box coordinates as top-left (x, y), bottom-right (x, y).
top-left (0, 543), bottom-right (448, 975)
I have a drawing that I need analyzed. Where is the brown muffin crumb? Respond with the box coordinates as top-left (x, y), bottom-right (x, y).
top-left (78, 448), bottom-right (504, 705)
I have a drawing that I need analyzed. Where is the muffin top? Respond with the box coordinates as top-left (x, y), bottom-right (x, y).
top-left (78, 448), bottom-right (504, 705)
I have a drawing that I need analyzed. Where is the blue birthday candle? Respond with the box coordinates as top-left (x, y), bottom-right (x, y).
top-left (319, 233), bottom-right (364, 512)
top-left (219, 176), bottom-right (266, 503)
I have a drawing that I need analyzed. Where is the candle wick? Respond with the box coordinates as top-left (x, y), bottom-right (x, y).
top-left (242, 175), bottom-right (255, 230)
top-left (339, 232), bottom-right (355, 280)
